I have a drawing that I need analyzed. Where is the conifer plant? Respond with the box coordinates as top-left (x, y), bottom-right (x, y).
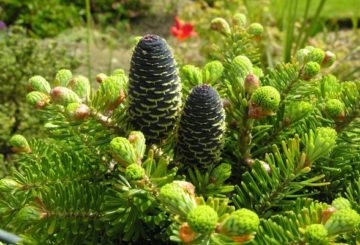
top-left (1, 15), bottom-right (360, 245)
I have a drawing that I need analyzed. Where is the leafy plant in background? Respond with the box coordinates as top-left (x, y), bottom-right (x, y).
top-left (0, 26), bottom-right (79, 174)
top-left (1, 14), bottom-right (360, 245)
top-left (0, 0), bottom-right (82, 38)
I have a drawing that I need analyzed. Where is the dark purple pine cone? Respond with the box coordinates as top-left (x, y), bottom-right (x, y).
top-left (176, 84), bottom-right (225, 168)
top-left (127, 34), bottom-right (181, 144)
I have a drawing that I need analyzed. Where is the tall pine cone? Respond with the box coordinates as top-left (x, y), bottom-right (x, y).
top-left (176, 84), bottom-right (225, 168)
top-left (127, 34), bottom-right (181, 144)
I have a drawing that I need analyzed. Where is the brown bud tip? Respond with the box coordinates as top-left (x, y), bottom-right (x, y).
top-left (179, 223), bottom-right (197, 244)
top-left (245, 158), bottom-right (254, 167)
top-left (222, 98), bottom-right (231, 109)
top-left (75, 104), bottom-right (90, 120)
top-left (50, 87), bottom-right (62, 98)
top-left (96, 73), bottom-right (108, 83)
top-left (322, 207), bottom-right (336, 223)
top-left (245, 74), bottom-right (260, 94)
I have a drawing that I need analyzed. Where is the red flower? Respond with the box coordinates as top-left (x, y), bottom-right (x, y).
top-left (171, 16), bottom-right (197, 41)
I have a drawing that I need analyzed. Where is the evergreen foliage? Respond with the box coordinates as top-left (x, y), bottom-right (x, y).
top-left (1, 14), bottom-right (360, 245)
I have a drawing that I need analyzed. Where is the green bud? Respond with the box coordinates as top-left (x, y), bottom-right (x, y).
top-left (67, 75), bottom-right (91, 101)
top-left (210, 163), bottom-right (232, 184)
top-left (54, 69), bottom-right (72, 86)
top-left (202, 61), bottom-right (224, 83)
top-left (248, 23), bottom-right (264, 36)
top-left (233, 55), bottom-right (253, 78)
top-left (233, 13), bottom-right (247, 26)
top-left (322, 51), bottom-right (336, 67)
top-left (296, 48), bottom-right (310, 64)
top-left (320, 74), bottom-right (341, 98)
top-left (159, 182), bottom-right (196, 217)
top-left (112, 69), bottom-right (126, 77)
top-left (94, 75), bottom-right (127, 110)
top-left (0, 178), bottom-right (22, 192)
top-left (304, 224), bottom-right (328, 245)
top-left (16, 206), bottom-right (43, 222)
top-left (109, 137), bottom-right (137, 166)
top-left (128, 131), bottom-right (146, 161)
top-left (210, 17), bottom-right (231, 36)
top-left (9, 134), bottom-right (31, 153)
top-left (66, 103), bottom-right (90, 120)
top-left (285, 101), bottom-right (314, 123)
top-left (181, 65), bottom-right (203, 85)
top-left (50, 87), bottom-right (81, 105)
top-left (249, 86), bottom-right (280, 118)
top-left (26, 91), bottom-right (50, 109)
top-left (187, 205), bottom-right (218, 234)
top-left (305, 127), bottom-right (337, 164)
top-left (302, 62), bottom-right (321, 80)
top-left (332, 197), bottom-right (351, 210)
top-left (96, 73), bottom-right (108, 83)
top-left (220, 208), bottom-right (260, 236)
top-left (324, 99), bottom-right (345, 119)
top-left (244, 73), bottom-right (260, 94)
top-left (324, 209), bottom-right (360, 235)
top-left (307, 48), bottom-right (325, 64)
top-left (253, 66), bottom-right (264, 78)
top-left (125, 164), bottom-right (145, 181)
top-left (28, 75), bottom-right (51, 94)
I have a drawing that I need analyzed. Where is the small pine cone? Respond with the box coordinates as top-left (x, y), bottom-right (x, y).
top-left (127, 34), bottom-right (181, 144)
top-left (176, 84), bottom-right (225, 168)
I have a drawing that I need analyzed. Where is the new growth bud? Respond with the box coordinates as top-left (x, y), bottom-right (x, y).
top-left (302, 62), bottom-right (321, 80)
top-left (307, 48), bottom-right (325, 64)
top-left (187, 205), bottom-right (218, 234)
top-left (54, 69), bottom-right (72, 86)
top-left (322, 51), bottom-right (336, 67)
top-left (244, 73), bottom-right (260, 94)
top-left (125, 164), bottom-right (145, 181)
top-left (159, 182), bottom-right (196, 217)
top-left (304, 224), bottom-right (328, 245)
top-left (220, 208), bottom-right (260, 237)
top-left (66, 103), bottom-right (90, 121)
top-left (50, 87), bottom-right (81, 105)
top-left (332, 197), bottom-right (352, 210)
top-left (9, 134), bottom-right (31, 153)
top-left (210, 18), bottom-right (231, 36)
top-left (232, 13), bottom-right (247, 27)
top-left (67, 75), bottom-right (91, 101)
top-left (26, 91), bottom-right (50, 109)
top-left (202, 60), bottom-right (224, 83)
top-left (248, 23), bottom-right (264, 37)
top-left (96, 73), bottom-right (108, 83)
top-left (28, 75), bottom-right (51, 94)
top-left (249, 86), bottom-right (280, 119)
top-left (324, 99), bottom-right (345, 120)
top-left (324, 208), bottom-right (360, 235)
top-left (128, 131), bottom-right (146, 161)
top-left (109, 137), bottom-right (138, 166)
